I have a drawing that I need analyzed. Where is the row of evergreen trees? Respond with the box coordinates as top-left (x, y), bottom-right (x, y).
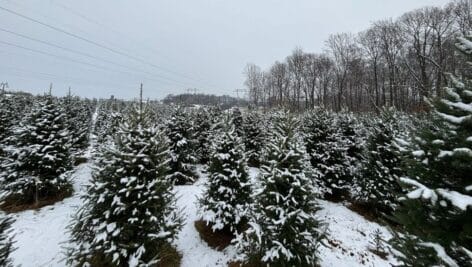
top-left (0, 94), bottom-right (94, 209)
top-left (0, 92), bottom-right (96, 264)
top-left (301, 35), bottom-right (472, 266)
top-left (0, 35), bottom-right (469, 266)
top-left (192, 35), bottom-right (471, 266)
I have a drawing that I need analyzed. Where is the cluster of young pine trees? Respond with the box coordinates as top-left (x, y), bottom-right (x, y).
top-left (0, 90), bottom-right (96, 264)
top-left (0, 35), bottom-right (469, 267)
top-left (300, 36), bottom-right (472, 266)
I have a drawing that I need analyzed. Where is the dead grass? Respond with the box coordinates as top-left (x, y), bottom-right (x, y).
top-left (194, 220), bottom-right (234, 251)
top-left (228, 260), bottom-right (266, 267)
top-left (324, 188), bottom-right (351, 203)
top-left (73, 156), bottom-right (88, 166)
top-left (156, 243), bottom-right (181, 267)
top-left (347, 202), bottom-right (379, 222)
top-left (85, 243), bottom-right (181, 267)
top-left (368, 248), bottom-right (389, 260)
top-left (348, 202), bottom-right (401, 229)
top-left (0, 189), bottom-right (73, 213)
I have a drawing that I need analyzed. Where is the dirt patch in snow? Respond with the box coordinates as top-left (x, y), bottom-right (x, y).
top-left (194, 220), bottom-right (234, 251)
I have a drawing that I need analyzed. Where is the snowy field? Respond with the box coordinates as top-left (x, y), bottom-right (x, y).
top-left (9, 162), bottom-right (396, 267)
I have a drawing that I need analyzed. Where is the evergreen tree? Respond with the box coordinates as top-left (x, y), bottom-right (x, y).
top-left (193, 108), bottom-right (212, 164)
top-left (0, 96), bottom-right (13, 144)
top-left (0, 214), bottom-right (14, 267)
top-left (303, 108), bottom-right (335, 170)
top-left (392, 35), bottom-right (472, 266)
top-left (235, 111), bottom-right (323, 266)
top-left (303, 109), bottom-right (353, 199)
top-left (242, 111), bottom-right (265, 167)
top-left (353, 109), bottom-right (405, 216)
top-left (1, 96), bottom-right (73, 207)
top-left (199, 120), bottom-right (251, 233)
top-left (166, 107), bottom-right (198, 185)
top-left (67, 103), bottom-right (183, 267)
top-left (231, 107), bottom-right (244, 137)
top-left (63, 95), bottom-right (92, 154)
top-left (95, 101), bottom-right (122, 145)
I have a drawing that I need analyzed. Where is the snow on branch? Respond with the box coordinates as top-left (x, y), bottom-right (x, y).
top-left (435, 111), bottom-right (472, 124)
top-left (419, 242), bottom-right (459, 267)
top-left (400, 177), bottom-right (472, 211)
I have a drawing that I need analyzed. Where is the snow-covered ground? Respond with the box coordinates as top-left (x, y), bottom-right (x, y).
top-left (8, 109), bottom-right (397, 267)
top-left (9, 162), bottom-right (397, 267)
top-left (10, 163), bottom-right (92, 267)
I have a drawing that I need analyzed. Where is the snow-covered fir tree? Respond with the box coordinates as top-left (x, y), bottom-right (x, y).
top-left (62, 95), bottom-right (92, 155)
top-left (235, 111), bottom-right (323, 266)
top-left (391, 35), bottom-right (472, 267)
top-left (198, 119), bottom-right (251, 234)
top-left (0, 214), bottom-right (14, 267)
top-left (231, 107), bottom-right (244, 137)
top-left (1, 96), bottom-right (73, 208)
top-left (193, 107), bottom-right (212, 164)
top-left (303, 109), bottom-right (364, 199)
top-left (95, 100), bottom-right (123, 145)
top-left (166, 107), bottom-right (198, 185)
top-left (67, 103), bottom-right (183, 267)
top-left (0, 95), bottom-right (13, 144)
top-left (242, 111), bottom-right (265, 167)
top-left (335, 112), bottom-right (365, 179)
top-left (303, 108), bottom-right (335, 192)
top-left (353, 109), bottom-right (405, 216)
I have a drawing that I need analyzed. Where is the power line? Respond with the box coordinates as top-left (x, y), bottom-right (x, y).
top-left (0, 65), bottom-right (137, 89)
top-left (0, 40), bottom-right (139, 78)
top-left (0, 40), bottom-right (197, 89)
top-left (0, 5), bottom-right (213, 87)
top-left (49, 0), bottom-right (184, 69)
top-left (0, 27), bottom-right (191, 86)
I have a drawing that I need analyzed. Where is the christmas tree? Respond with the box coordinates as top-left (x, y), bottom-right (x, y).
top-left (303, 109), bottom-right (350, 199)
top-left (0, 95), bottom-right (13, 144)
top-left (67, 102), bottom-right (183, 267)
top-left (1, 96), bottom-right (73, 208)
top-left (193, 108), bottom-right (212, 164)
top-left (353, 109), bottom-right (405, 216)
top-left (95, 100), bottom-right (123, 145)
top-left (231, 107), bottom-right (244, 137)
top-left (391, 35), bottom-right (472, 266)
top-left (199, 119), bottom-right (251, 234)
top-left (0, 214), bottom-right (14, 267)
top-left (242, 111), bottom-right (265, 167)
top-left (235, 111), bottom-right (323, 266)
top-left (166, 107), bottom-right (198, 185)
top-left (62, 95), bottom-right (93, 154)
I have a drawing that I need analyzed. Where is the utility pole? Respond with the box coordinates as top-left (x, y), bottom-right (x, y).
top-left (0, 82), bottom-right (8, 95)
top-left (139, 83), bottom-right (143, 113)
top-left (234, 89), bottom-right (247, 106)
top-left (67, 86), bottom-right (72, 104)
top-left (185, 88), bottom-right (198, 105)
top-left (186, 88), bottom-right (198, 95)
top-left (48, 83), bottom-right (53, 96)
top-left (234, 89), bottom-right (247, 99)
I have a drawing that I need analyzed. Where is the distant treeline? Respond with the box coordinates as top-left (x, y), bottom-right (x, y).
top-left (162, 93), bottom-right (248, 108)
top-left (244, 0), bottom-right (471, 112)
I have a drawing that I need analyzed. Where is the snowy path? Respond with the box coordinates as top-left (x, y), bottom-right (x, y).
top-left (175, 168), bottom-right (237, 267)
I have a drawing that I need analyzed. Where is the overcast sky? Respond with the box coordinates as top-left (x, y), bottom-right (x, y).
top-left (0, 0), bottom-right (451, 100)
